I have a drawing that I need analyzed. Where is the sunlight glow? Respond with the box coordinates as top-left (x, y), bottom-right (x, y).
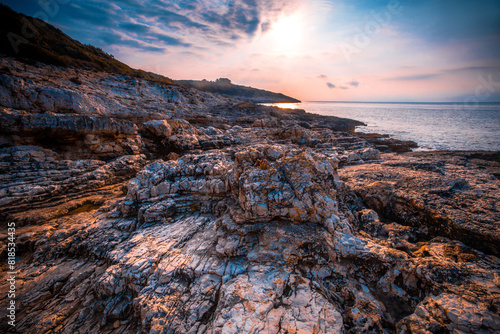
top-left (269, 13), bottom-right (304, 53)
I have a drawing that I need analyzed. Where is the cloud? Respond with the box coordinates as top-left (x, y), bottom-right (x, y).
top-left (326, 81), bottom-right (352, 89)
top-left (155, 9), bottom-right (207, 29)
top-left (318, 74), bottom-right (328, 79)
top-left (347, 80), bottom-right (359, 87)
top-left (443, 65), bottom-right (500, 74)
top-left (65, 2), bottom-right (117, 27)
top-left (201, 3), bottom-right (260, 37)
top-left (119, 22), bottom-right (151, 34)
top-left (385, 64), bottom-right (500, 82)
top-left (192, 0), bottom-right (302, 42)
top-left (384, 73), bottom-right (441, 81)
top-left (13, 0), bottom-right (301, 55)
top-left (154, 33), bottom-right (190, 46)
top-left (99, 31), bottom-right (166, 53)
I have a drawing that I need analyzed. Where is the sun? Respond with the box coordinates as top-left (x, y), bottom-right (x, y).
top-left (269, 13), bottom-right (304, 53)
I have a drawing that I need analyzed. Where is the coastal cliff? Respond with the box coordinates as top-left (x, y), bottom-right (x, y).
top-left (0, 5), bottom-right (499, 333)
top-left (178, 78), bottom-right (301, 104)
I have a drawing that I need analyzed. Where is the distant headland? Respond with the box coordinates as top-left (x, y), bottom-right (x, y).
top-left (179, 78), bottom-right (301, 103)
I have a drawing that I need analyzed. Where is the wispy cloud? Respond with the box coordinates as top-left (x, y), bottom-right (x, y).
top-left (100, 31), bottom-right (167, 53)
top-left (444, 65), bottom-right (500, 74)
top-left (385, 73), bottom-right (441, 81)
top-left (119, 22), bottom-right (150, 34)
top-left (326, 80), bottom-right (359, 89)
top-left (16, 0), bottom-right (301, 53)
top-left (347, 80), bottom-right (359, 87)
top-left (385, 65), bottom-right (500, 82)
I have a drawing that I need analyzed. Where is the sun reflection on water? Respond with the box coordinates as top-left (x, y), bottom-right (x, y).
top-left (263, 103), bottom-right (303, 109)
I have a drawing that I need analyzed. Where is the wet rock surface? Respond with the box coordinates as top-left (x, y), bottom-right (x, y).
top-left (0, 58), bottom-right (499, 333)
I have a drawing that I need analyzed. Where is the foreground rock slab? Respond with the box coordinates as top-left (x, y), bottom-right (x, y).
top-left (1, 149), bottom-right (499, 334)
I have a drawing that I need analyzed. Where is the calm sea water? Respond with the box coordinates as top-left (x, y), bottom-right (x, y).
top-left (267, 102), bottom-right (500, 151)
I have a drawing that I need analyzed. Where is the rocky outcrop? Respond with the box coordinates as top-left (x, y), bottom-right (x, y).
top-left (0, 58), bottom-right (499, 334)
top-left (120, 144), bottom-right (339, 225)
top-left (0, 147), bottom-right (146, 226)
top-left (178, 78), bottom-right (301, 104)
top-left (357, 133), bottom-right (419, 153)
top-left (0, 57), bottom-right (232, 120)
top-left (0, 108), bottom-right (142, 160)
top-left (339, 151), bottom-right (500, 256)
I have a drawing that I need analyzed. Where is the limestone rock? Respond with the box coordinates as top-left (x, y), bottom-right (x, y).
top-left (359, 147), bottom-right (381, 161)
top-left (142, 120), bottom-right (172, 138)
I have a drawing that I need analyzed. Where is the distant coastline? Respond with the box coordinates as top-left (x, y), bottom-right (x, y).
top-left (179, 78), bottom-right (301, 104)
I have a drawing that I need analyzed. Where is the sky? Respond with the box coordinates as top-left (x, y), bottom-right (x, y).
top-left (3, 0), bottom-right (500, 102)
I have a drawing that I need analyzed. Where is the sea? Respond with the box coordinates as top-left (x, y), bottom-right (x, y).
top-left (265, 102), bottom-right (500, 152)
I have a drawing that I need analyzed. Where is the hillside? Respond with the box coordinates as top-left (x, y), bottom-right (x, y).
top-left (0, 4), bottom-right (177, 86)
top-left (0, 4), bottom-right (301, 101)
top-left (179, 78), bottom-right (301, 103)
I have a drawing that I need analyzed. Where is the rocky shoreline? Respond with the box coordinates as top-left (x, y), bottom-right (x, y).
top-left (0, 58), bottom-right (499, 333)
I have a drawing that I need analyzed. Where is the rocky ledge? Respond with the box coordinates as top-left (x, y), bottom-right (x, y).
top-left (0, 58), bottom-right (499, 334)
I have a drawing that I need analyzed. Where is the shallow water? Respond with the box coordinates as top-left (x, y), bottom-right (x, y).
top-left (266, 102), bottom-right (500, 151)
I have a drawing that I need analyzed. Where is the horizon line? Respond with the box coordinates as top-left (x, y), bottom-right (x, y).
top-left (299, 101), bottom-right (500, 104)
